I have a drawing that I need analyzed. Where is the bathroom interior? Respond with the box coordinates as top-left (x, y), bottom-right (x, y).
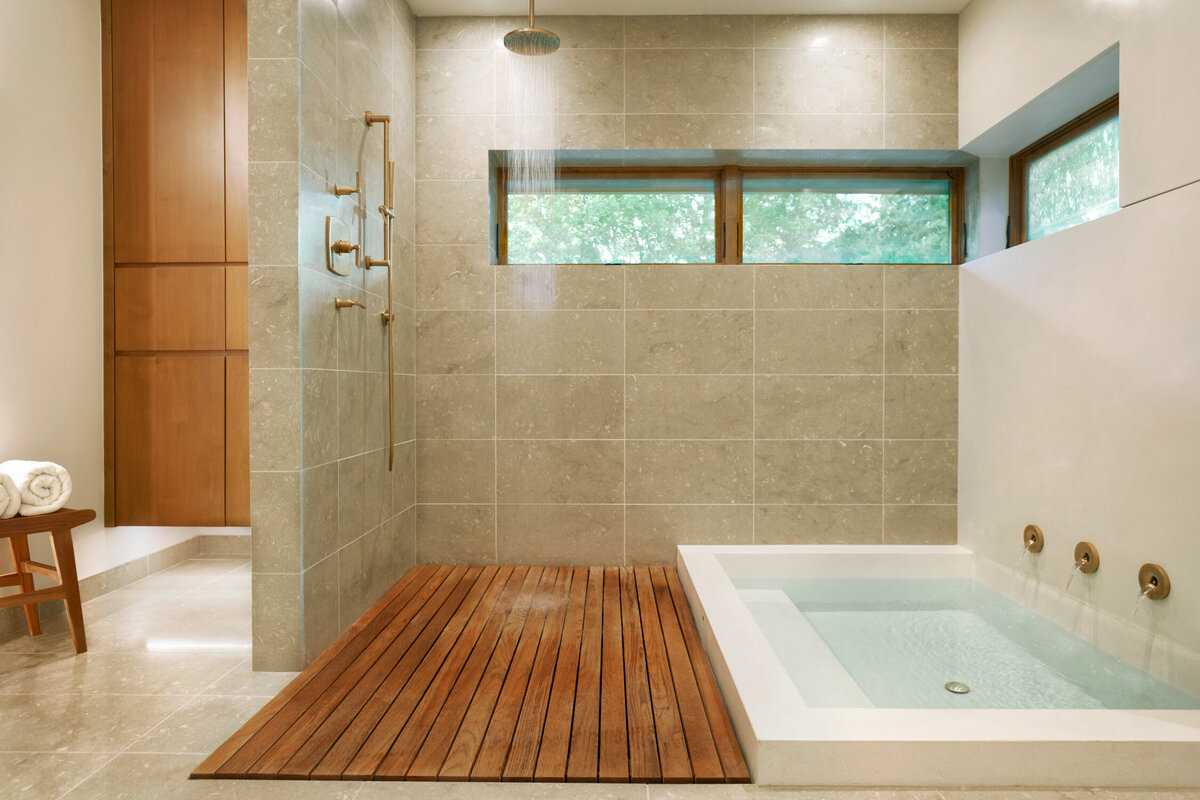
top-left (1, 0), bottom-right (1198, 796)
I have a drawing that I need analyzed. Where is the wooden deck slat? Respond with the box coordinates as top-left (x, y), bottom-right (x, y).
top-left (665, 567), bottom-right (751, 784)
top-left (600, 567), bottom-right (631, 783)
top-left (650, 566), bottom-right (725, 783)
top-left (407, 566), bottom-right (542, 780)
top-left (501, 566), bottom-right (575, 780)
top-left (376, 566), bottom-right (529, 779)
top-left (437, 567), bottom-right (550, 781)
top-left (470, 567), bottom-right (561, 782)
top-left (533, 566), bottom-right (588, 782)
top-left (329, 566), bottom-right (489, 779)
top-left (195, 563), bottom-right (750, 785)
top-left (191, 564), bottom-right (440, 778)
top-left (564, 566), bottom-right (604, 783)
top-left (216, 565), bottom-right (459, 777)
top-left (635, 567), bottom-right (693, 783)
top-left (286, 566), bottom-right (504, 779)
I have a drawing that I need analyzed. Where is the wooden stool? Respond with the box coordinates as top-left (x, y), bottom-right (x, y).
top-left (0, 508), bottom-right (95, 653)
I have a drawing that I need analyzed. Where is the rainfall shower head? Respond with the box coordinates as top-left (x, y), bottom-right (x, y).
top-left (503, 0), bottom-right (560, 55)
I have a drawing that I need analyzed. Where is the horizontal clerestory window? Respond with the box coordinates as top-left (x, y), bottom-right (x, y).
top-left (495, 166), bottom-right (965, 266)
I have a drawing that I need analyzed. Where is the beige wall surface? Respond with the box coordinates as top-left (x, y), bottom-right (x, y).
top-left (247, 0), bottom-right (418, 669)
top-left (413, 14), bottom-right (961, 566)
top-left (958, 0), bottom-right (1200, 205)
top-left (0, 0), bottom-right (225, 609)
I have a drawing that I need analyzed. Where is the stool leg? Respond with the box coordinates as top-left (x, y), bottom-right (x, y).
top-left (7, 535), bottom-right (41, 637)
top-left (49, 528), bottom-right (86, 654)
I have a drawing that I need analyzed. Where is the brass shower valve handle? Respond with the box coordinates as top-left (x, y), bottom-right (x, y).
top-left (333, 171), bottom-right (360, 197)
top-left (334, 297), bottom-right (365, 310)
top-left (331, 239), bottom-right (359, 268)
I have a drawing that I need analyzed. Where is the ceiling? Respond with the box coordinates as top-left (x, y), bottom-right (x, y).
top-left (408, 1), bottom-right (971, 16)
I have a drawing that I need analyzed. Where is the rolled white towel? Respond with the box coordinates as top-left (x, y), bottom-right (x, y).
top-left (0, 472), bottom-right (19, 519)
top-left (0, 460), bottom-right (73, 517)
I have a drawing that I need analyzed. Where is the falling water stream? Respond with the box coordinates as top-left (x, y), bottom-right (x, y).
top-left (1129, 586), bottom-right (1152, 619)
top-left (1058, 562), bottom-right (1082, 600)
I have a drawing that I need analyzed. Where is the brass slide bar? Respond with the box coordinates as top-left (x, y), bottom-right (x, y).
top-left (365, 111), bottom-right (396, 471)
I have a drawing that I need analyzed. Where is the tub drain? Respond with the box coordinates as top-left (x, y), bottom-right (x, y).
top-left (945, 681), bottom-right (970, 694)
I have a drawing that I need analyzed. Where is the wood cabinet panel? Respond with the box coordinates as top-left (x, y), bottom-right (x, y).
top-left (225, 355), bottom-right (250, 526)
top-left (224, 0), bottom-right (249, 262)
top-left (111, 0), bottom-right (226, 263)
top-left (114, 355), bottom-right (227, 526)
top-left (114, 266), bottom-right (226, 351)
top-left (224, 266), bottom-right (249, 351)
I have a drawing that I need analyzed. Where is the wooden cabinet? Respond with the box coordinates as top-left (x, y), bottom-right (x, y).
top-left (103, 0), bottom-right (249, 526)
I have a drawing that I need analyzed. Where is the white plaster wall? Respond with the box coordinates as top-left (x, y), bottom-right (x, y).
top-left (959, 179), bottom-right (1200, 655)
top-left (959, 0), bottom-right (1200, 205)
top-left (0, 0), bottom-right (234, 581)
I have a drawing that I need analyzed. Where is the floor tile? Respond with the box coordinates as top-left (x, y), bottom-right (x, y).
top-left (0, 652), bottom-right (243, 695)
top-left (0, 693), bottom-right (187, 752)
top-left (0, 752), bottom-right (114, 799)
top-left (126, 694), bottom-right (272, 755)
top-left (201, 657), bottom-right (298, 697)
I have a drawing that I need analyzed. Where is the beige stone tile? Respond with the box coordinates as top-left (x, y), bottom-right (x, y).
top-left (418, 440), bottom-right (495, 504)
top-left (756, 311), bottom-right (884, 375)
top-left (340, 510), bottom-right (415, 626)
top-left (626, 15), bottom-right (754, 48)
top-left (248, 0), bottom-right (297, 58)
top-left (625, 505), bottom-right (753, 564)
top-left (396, 166), bottom-right (417, 242)
top-left (625, 114), bottom-right (755, 149)
top-left (626, 266), bottom-right (753, 309)
top-left (497, 440), bottom-right (623, 504)
top-left (416, 504), bottom-right (497, 564)
top-left (299, 0), bottom-right (337, 87)
top-left (754, 14), bottom-right (886, 48)
top-left (625, 49), bottom-right (754, 113)
top-left (416, 48), bottom-right (493, 115)
top-left (495, 113), bottom-right (626, 151)
top-left (248, 162), bottom-right (299, 267)
top-left (496, 266), bottom-right (623, 309)
top-left (626, 310), bottom-right (754, 374)
top-left (756, 440), bottom-right (883, 504)
top-left (336, 14), bottom-right (392, 121)
top-left (391, 439), bottom-right (417, 513)
top-left (416, 245), bottom-right (493, 309)
top-left (393, 231), bottom-right (418, 309)
top-left (301, 462), bottom-right (339, 568)
top-left (497, 505), bottom-right (624, 566)
top-left (756, 265), bottom-right (883, 309)
top-left (885, 440), bottom-right (957, 504)
top-left (755, 114), bottom-right (885, 149)
top-left (755, 49), bottom-right (884, 114)
top-left (885, 113), bottom-right (959, 149)
top-left (885, 310), bottom-right (958, 374)
top-left (391, 306), bottom-right (417, 375)
top-left (416, 374), bottom-right (495, 438)
top-left (415, 310), bottom-right (495, 374)
top-left (884, 504), bottom-right (957, 544)
top-left (203, 657), bottom-right (298, 696)
top-left (340, 0), bottom-right (395, 79)
top-left (299, 65), bottom-right (338, 179)
top-left (493, 15), bottom-right (625, 50)
top-left (885, 49), bottom-right (958, 114)
top-left (303, 552), bottom-right (341, 659)
top-left (126, 694), bottom-right (268, 754)
top-left (393, 372), bottom-right (417, 443)
top-left (248, 59), bottom-right (299, 163)
top-left (885, 264), bottom-right (958, 309)
top-left (249, 369), bottom-right (301, 470)
top-left (416, 179), bottom-right (489, 245)
top-left (497, 48), bottom-right (624, 115)
top-left (299, 165), bottom-right (346, 276)
top-left (297, 268), bottom-right (337, 370)
top-left (417, 16), bottom-right (495, 50)
top-left (335, 371), bottom-right (365, 456)
top-left (626, 375), bottom-right (753, 439)
top-left (416, 114), bottom-right (492, 180)
top-left (496, 310), bottom-right (623, 374)
top-left (249, 267), bottom-right (299, 369)
top-left (756, 504), bottom-right (884, 545)
top-left (0, 693), bottom-right (186, 753)
top-left (64, 753), bottom-right (358, 799)
top-left (337, 450), bottom-right (393, 545)
top-left (497, 375), bottom-right (623, 439)
top-left (301, 369), bottom-right (338, 467)
top-left (756, 375), bottom-right (883, 439)
top-left (626, 441), bottom-right (752, 504)
top-left (885, 14), bottom-right (958, 48)
top-left (884, 374), bottom-right (957, 439)
top-left (0, 752), bottom-right (113, 799)
top-left (0, 651), bottom-right (241, 696)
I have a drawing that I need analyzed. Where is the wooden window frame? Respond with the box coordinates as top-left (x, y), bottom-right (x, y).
top-left (1008, 94), bottom-right (1119, 246)
top-left (496, 164), bottom-right (966, 266)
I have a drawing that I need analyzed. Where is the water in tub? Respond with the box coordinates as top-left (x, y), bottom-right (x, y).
top-left (734, 578), bottom-right (1200, 710)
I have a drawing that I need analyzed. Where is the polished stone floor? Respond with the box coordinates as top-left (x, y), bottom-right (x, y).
top-left (0, 556), bottom-right (1195, 799)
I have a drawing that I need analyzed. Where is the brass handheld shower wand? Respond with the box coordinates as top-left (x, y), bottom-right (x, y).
top-left (365, 111), bottom-right (396, 471)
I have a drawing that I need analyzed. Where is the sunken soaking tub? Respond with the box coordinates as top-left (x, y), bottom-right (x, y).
top-left (677, 545), bottom-right (1200, 788)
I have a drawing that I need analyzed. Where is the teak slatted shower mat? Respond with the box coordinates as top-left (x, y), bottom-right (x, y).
top-left (194, 564), bottom-right (750, 783)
